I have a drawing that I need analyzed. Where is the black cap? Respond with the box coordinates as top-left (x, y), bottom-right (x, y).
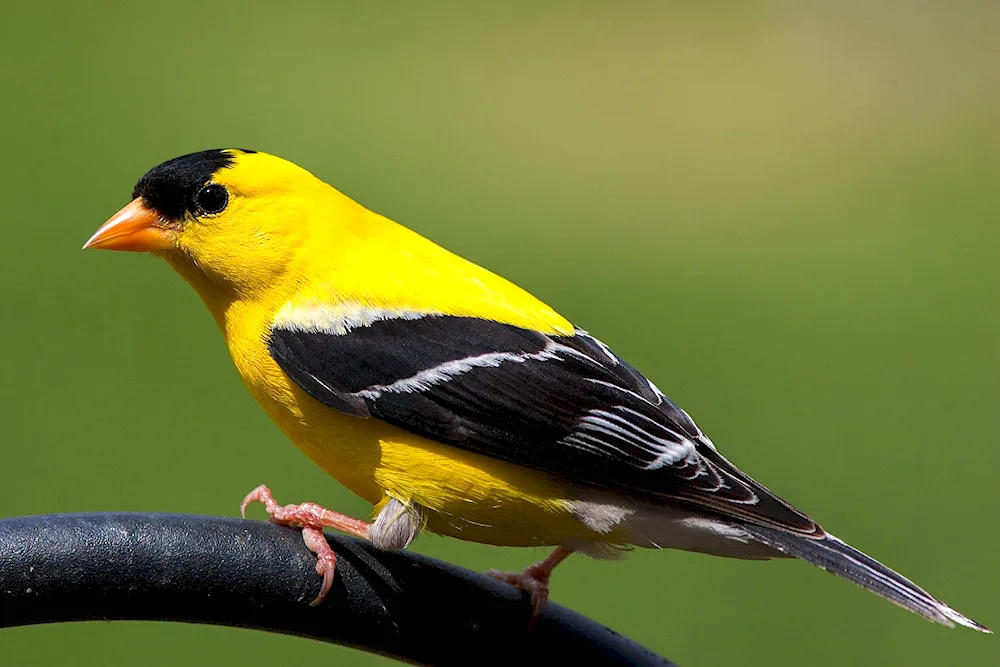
top-left (132, 149), bottom-right (255, 219)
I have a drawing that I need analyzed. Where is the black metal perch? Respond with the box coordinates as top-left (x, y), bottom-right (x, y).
top-left (0, 513), bottom-right (676, 666)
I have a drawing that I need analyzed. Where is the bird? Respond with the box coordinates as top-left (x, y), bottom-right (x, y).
top-left (84, 148), bottom-right (988, 632)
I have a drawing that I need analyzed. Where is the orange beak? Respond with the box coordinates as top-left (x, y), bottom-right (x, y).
top-left (83, 198), bottom-right (174, 252)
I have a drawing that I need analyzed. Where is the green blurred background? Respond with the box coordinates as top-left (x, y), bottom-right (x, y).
top-left (1, 2), bottom-right (997, 665)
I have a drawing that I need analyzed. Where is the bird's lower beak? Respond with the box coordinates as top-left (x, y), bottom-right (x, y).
top-left (83, 198), bottom-right (174, 252)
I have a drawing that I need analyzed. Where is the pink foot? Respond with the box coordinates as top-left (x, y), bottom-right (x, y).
top-left (301, 526), bottom-right (338, 605)
top-left (486, 547), bottom-right (573, 627)
top-left (241, 484), bottom-right (371, 606)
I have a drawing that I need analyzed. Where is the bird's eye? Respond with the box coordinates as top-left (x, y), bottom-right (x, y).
top-left (195, 183), bottom-right (229, 215)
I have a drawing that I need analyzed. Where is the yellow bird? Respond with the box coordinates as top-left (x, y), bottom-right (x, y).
top-left (85, 149), bottom-right (987, 631)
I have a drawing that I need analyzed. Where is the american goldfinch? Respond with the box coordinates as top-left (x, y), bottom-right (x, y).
top-left (85, 149), bottom-right (988, 631)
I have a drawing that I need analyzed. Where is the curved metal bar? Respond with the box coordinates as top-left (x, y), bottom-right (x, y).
top-left (0, 513), bottom-right (677, 666)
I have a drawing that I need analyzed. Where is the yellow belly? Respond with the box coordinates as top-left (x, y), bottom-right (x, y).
top-left (277, 382), bottom-right (612, 546)
top-left (226, 330), bottom-right (611, 547)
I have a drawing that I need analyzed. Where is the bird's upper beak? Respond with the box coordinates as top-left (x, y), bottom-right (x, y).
top-left (83, 198), bottom-right (174, 252)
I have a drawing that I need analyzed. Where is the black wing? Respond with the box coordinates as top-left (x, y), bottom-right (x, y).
top-left (269, 313), bottom-right (819, 535)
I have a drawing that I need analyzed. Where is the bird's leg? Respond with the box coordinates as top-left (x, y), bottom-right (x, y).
top-left (486, 546), bottom-right (574, 626)
top-left (240, 484), bottom-right (371, 606)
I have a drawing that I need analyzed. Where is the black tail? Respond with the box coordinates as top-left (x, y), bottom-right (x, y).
top-left (743, 524), bottom-right (990, 632)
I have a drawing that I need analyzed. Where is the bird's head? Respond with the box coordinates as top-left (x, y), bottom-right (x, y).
top-left (85, 149), bottom-right (333, 299)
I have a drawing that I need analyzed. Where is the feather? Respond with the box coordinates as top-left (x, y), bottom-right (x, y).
top-left (742, 524), bottom-right (990, 631)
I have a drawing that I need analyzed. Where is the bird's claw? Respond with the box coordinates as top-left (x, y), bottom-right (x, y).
top-left (240, 484), bottom-right (373, 607)
top-left (240, 485), bottom-right (268, 519)
top-left (486, 566), bottom-right (552, 626)
top-left (302, 526), bottom-right (337, 606)
top-left (486, 547), bottom-right (572, 628)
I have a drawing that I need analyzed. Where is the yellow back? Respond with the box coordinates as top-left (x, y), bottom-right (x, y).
top-left (172, 150), bottom-right (572, 336)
